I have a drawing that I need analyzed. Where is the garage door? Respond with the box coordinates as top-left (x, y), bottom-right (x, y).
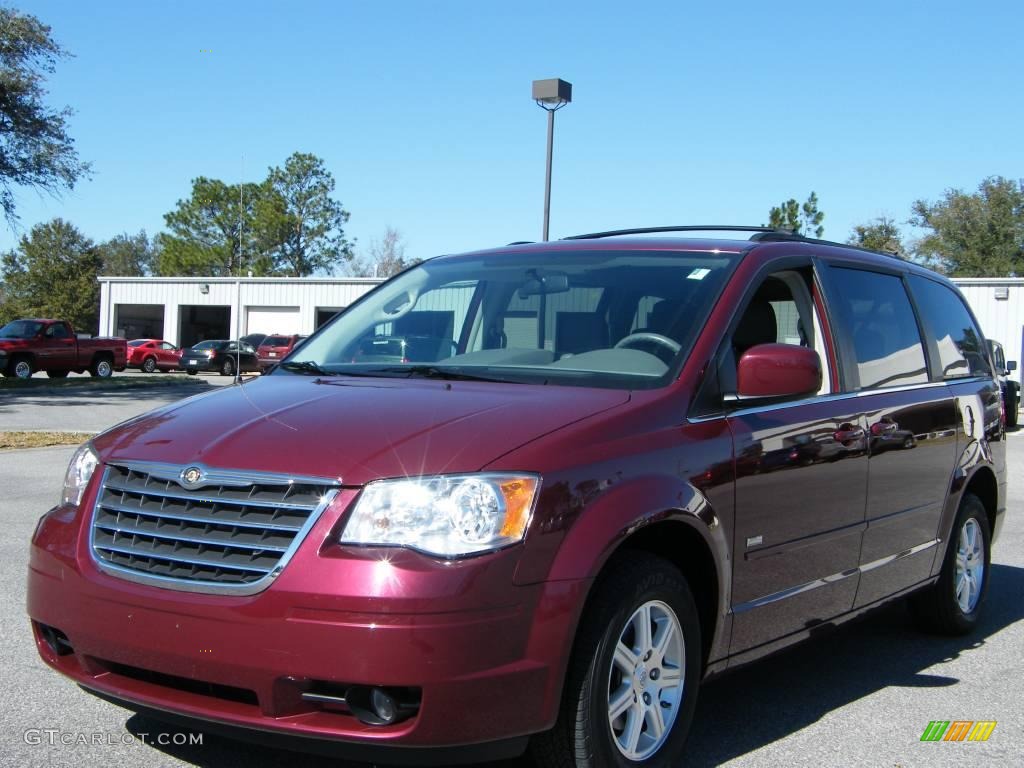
top-left (245, 306), bottom-right (302, 336)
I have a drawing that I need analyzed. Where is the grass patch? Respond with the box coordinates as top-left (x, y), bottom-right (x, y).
top-left (0, 375), bottom-right (210, 391)
top-left (0, 431), bottom-right (94, 450)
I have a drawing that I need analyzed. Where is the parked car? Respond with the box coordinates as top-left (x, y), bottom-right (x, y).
top-left (178, 340), bottom-right (259, 376)
top-left (28, 227), bottom-right (1006, 767)
top-left (0, 319), bottom-right (127, 379)
top-left (241, 333), bottom-right (269, 351)
top-left (126, 339), bottom-right (183, 373)
top-left (988, 339), bottom-right (1019, 427)
top-left (256, 334), bottom-right (308, 372)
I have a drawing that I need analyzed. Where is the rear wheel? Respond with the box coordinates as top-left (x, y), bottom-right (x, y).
top-left (90, 357), bottom-right (113, 378)
top-left (220, 358), bottom-right (235, 376)
top-left (186, 369), bottom-right (197, 376)
top-left (142, 357), bottom-right (157, 373)
top-left (46, 370), bottom-right (70, 379)
top-left (910, 493), bottom-right (991, 635)
top-left (1006, 388), bottom-right (1019, 428)
top-left (530, 554), bottom-right (701, 768)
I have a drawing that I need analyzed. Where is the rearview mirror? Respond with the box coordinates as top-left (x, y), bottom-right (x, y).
top-left (731, 343), bottom-right (822, 401)
top-left (1008, 360), bottom-right (1017, 372)
top-left (518, 271), bottom-right (570, 297)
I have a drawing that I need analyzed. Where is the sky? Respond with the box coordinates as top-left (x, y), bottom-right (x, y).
top-left (4, 0), bottom-right (1023, 266)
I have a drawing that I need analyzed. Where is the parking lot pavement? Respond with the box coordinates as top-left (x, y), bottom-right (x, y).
top-left (0, 375), bottom-right (246, 433)
top-left (1, 434), bottom-right (1021, 768)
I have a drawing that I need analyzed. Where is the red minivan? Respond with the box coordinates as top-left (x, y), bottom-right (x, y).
top-left (28, 227), bottom-right (1007, 766)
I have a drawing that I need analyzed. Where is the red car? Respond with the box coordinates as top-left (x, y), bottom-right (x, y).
top-left (28, 227), bottom-right (1006, 766)
top-left (256, 334), bottom-right (307, 372)
top-left (126, 339), bottom-right (182, 373)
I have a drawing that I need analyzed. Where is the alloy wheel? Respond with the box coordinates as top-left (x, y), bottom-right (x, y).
top-left (607, 599), bottom-right (685, 761)
top-left (955, 518), bottom-right (985, 613)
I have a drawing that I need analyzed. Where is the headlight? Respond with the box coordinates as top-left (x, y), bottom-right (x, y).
top-left (340, 474), bottom-right (540, 558)
top-left (61, 442), bottom-right (100, 506)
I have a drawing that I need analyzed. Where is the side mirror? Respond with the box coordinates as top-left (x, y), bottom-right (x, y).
top-left (732, 343), bottom-right (822, 401)
top-left (1008, 360), bottom-right (1017, 373)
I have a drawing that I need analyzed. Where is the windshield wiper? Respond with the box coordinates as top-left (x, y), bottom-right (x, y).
top-left (374, 365), bottom-right (520, 383)
top-left (278, 360), bottom-right (334, 376)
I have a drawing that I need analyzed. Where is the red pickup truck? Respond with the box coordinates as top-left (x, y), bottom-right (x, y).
top-left (0, 319), bottom-right (127, 379)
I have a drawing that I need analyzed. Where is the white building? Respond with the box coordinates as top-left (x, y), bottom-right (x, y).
top-left (96, 275), bottom-right (1024, 383)
top-left (98, 276), bottom-right (384, 348)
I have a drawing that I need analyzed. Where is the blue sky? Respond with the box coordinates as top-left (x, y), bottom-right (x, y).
top-left (4, 0), bottom-right (1023, 266)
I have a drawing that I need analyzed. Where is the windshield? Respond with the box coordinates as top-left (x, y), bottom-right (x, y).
top-left (285, 249), bottom-right (739, 389)
top-left (0, 320), bottom-right (44, 339)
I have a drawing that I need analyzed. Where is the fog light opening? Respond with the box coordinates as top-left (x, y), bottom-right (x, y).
top-left (37, 623), bottom-right (74, 657)
top-left (344, 685), bottom-right (420, 726)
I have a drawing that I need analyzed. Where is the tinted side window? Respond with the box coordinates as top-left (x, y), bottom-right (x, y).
top-left (829, 268), bottom-right (928, 389)
top-left (908, 276), bottom-right (991, 378)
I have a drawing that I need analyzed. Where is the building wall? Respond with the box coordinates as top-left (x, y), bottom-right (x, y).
top-left (99, 277), bottom-right (384, 346)
top-left (953, 279), bottom-right (1024, 384)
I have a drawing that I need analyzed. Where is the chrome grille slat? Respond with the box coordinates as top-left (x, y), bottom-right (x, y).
top-left (97, 498), bottom-right (308, 532)
top-left (93, 519), bottom-right (291, 553)
top-left (93, 542), bottom-right (276, 573)
top-left (89, 463), bottom-right (340, 594)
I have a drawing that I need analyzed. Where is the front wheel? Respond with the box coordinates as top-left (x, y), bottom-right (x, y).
top-left (1006, 388), bottom-right (1019, 428)
top-left (530, 554), bottom-right (702, 767)
top-left (910, 493), bottom-right (991, 635)
top-left (10, 357), bottom-right (33, 379)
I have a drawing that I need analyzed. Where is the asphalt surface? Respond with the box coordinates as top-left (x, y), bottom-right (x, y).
top-left (0, 372), bottom-right (238, 432)
top-left (1, 388), bottom-right (1021, 767)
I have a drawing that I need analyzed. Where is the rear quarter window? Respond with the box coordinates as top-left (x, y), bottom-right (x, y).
top-left (907, 275), bottom-right (991, 379)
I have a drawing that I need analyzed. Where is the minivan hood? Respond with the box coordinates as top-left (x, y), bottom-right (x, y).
top-left (94, 375), bottom-right (630, 485)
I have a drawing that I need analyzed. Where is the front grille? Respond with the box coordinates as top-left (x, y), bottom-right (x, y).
top-left (90, 462), bottom-right (339, 594)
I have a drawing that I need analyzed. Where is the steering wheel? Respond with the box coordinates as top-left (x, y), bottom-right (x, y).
top-left (614, 332), bottom-right (682, 357)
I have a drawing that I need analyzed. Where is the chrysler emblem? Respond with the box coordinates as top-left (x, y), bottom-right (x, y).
top-left (180, 466), bottom-right (204, 488)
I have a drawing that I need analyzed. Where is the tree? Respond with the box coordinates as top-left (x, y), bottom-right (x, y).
top-left (0, 218), bottom-right (100, 331)
top-left (351, 227), bottom-right (416, 277)
top-left (258, 152), bottom-right (353, 276)
top-left (910, 176), bottom-right (1024, 277)
top-left (156, 177), bottom-right (269, 276)
top-left (98, 230), bottom-right (156, 276)
top-left (767, 192), bottom-right (825, 237)
top-left (847, 216), bottom-right (904, 255)
top-left (0, 7), bottom-right (91, 226)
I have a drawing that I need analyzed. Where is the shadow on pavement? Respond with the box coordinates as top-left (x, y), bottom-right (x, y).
top-left (121, 563), bottom-right (1024, 768)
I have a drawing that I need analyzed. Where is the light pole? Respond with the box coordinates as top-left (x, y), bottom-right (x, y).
top-left (532, 78), bottom-right (572, 241)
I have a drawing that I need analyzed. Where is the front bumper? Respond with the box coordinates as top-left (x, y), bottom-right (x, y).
top-left (26, 484), bottom-right (586, 759)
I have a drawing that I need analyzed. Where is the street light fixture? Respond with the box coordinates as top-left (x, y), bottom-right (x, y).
top-left (532, 78), bottom-right (572, 241)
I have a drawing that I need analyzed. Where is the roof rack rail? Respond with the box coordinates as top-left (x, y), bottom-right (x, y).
top-left (749, 231), bottom-right (907, 261)
top-left (562, 225), bottom-right (791, 240)
top-left (506, 240), bottom-right (534, 246)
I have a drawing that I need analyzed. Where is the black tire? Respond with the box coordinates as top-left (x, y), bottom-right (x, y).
top-left (1006, 388), bottom-right (1019, 428)
top-left (46, 370), bottom-right (70, 379)
top-left (89, 356), bottom-right (113, 378)
top-left (220, 358), bottom-right (235, 376)
top-left (142, 357), bottom-right (157, 373)
top-left (529, 554), bottom-right (702, 768)
top-left (186, 369), bottom-right (197, 376)
top-left (910, 493), bottom-right (991, 635)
